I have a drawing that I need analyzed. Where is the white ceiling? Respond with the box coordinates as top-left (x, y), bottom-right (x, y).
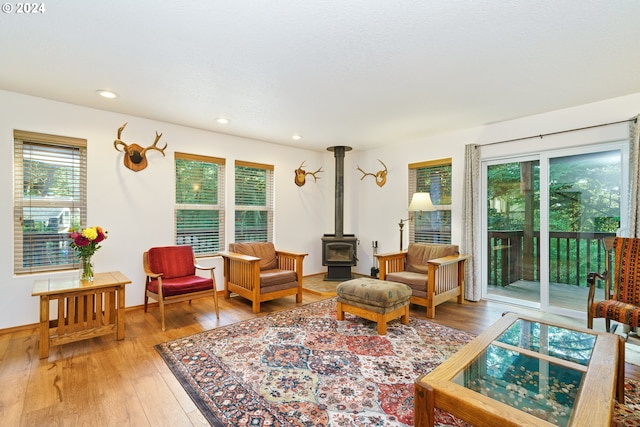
top-left (1, 1), bottom-right (639, 152)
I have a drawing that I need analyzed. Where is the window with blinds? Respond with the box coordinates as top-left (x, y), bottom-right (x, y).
top-left (175, 152), bottom-right (225, 255)
top-left (14, 130), bottom-right (87, 274)
top-left (234, 161), bottom-right (273, 242)
top-left (409, 158), bottom-right (452, 244)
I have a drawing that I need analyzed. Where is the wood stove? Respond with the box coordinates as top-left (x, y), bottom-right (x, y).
top-left (322, 146), bottom-right (357, 281)
top-left (322, 234), bottom-right (357, 280)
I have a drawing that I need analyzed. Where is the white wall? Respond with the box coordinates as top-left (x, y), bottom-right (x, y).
top-left (352, 92), bottom-right (640, 276)
top-left (0, 90), bottom-right (332, 329)
top-left (2, 89), bottom-right (640, 329)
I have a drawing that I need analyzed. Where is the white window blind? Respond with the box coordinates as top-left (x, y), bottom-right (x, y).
top-left (409, 158), bottom-right (452, 244)
top-left (14, 130), bottom-right (87, 274)
top-left (175, 152), bottom-right (225, 255)
top-left (234, 160), bottom-right (273, 242)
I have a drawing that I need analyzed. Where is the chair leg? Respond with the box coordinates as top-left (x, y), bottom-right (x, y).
top-left (252, 299), bottom-right (260, 313)
top-left (212, 288), bottom-right (219, 319)
top-left (426, 304), bottom-right (435, 319)
top-left (159, 299), bottom-right (166, 332)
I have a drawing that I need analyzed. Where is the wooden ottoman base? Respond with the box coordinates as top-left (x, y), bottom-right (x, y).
top-left (336, 278), bottom-right (412, 335)
top-left (337, 301), bottom-right (408, 335)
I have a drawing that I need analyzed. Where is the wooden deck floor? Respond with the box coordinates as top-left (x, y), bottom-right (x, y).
top-left (487, 280), bottom-right (605, 312)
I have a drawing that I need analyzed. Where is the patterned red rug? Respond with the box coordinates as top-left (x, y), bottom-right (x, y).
top-left (156, 298), bottom-right (640, 426)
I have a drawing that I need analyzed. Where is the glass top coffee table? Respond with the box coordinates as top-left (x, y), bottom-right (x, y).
top-left (414, 312), bottom-right (624, 427)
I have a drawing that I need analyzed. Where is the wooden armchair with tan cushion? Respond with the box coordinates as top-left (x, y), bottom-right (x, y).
top-left (219, 242), bottom-right (307, 313)
top-left (375, 242), bottom-right (470, 318)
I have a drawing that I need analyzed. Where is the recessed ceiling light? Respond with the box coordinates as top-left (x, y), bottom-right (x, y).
top-left (216, 117), bottom-right (229, 124)
top-left (96, 89), bottom-right (118, 99)
top-left (292, 134), bottom-right (302, 140)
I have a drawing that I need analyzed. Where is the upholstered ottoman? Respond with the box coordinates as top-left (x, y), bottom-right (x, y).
top-left (336, 277), bottom-right (412, 335)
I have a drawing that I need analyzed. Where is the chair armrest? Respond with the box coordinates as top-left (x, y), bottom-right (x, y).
top-left (375, 250), bottom-right (408, 279)
top-left (194, 263), bottom-right (215, 272)
top-left (218, 251), bottom-right (261, 264)
top-left (427, 254), bottom-right (470, 267)
top-left (375, 250), bottom-right (408, 260)
top-left (276, 250), bottom-right (308, 259)
top-left (143, 265), bottom-right (162, 279)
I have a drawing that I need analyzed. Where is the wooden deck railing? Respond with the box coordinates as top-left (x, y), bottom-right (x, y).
top-left (488, 230), bottom-right (615, 287)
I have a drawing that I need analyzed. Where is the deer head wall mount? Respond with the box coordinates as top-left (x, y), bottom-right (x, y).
top-left (113, 122), bottom-right (167, 172)
top-left (357, 159), bottom-right (388, 187)
top-left (294, 161), bottom-right (323, 187)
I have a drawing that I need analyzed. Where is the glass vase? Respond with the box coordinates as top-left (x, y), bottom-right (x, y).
top-left (80, 255), bottom-right (94, 282)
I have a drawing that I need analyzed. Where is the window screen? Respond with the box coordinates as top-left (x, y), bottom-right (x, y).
top-left (175, 152), bottom-right (225, 255)
top-left (14, 130), bottom-right (87, 274)
top-left (234, 161), bottom-right (273, 242)
top-left (409, 158), bottom-right (452, 244)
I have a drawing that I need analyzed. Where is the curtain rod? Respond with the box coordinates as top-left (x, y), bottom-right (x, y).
top-left (482, 117), bottom-right (637, 147)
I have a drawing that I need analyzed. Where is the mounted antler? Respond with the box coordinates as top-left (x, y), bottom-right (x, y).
top-left (357, 159), bottom-right (388, 187)
top-left (294, 161), bottom-right (324, 187)
top-left (307, 166), bottom-right (323, 182)
top-left (357, 166), bottom-right (376, 180)
top-left (141, 131), bottom-right (167, 158)
top-left (113, 122), bottom-right (168, 172)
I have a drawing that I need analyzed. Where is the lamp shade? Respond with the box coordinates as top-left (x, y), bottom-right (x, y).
top-left (408, 192), bottom-right (435, 212)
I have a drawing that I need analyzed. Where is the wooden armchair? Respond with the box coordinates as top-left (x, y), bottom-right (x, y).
top-left (219, 242), bottom-right (307, 313)
top-left (143, 245), bottom-right (219, 331)
top-left (588, 236), bottom-right (640, 335)
top-left (376, 242), bottom-right (470, 318)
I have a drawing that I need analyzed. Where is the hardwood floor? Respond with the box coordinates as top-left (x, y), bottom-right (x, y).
top-left (1, 288), bottom-right (637, 426)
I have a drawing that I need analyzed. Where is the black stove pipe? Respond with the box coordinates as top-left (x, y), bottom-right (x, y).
top-left (327, 145), bottom-right (352, 238)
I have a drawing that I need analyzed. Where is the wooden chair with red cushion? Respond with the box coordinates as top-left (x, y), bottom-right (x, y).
top-left (143, 245), bottom-right (219, 331)
top-left (588, 236), bottom-right (640, 335)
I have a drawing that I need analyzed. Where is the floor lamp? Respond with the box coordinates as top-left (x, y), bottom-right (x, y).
top-left (399, 192), bottom-right (435, 251)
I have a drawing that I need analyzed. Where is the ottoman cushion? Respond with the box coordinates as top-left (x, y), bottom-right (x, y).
top-left (337, 278), bottom-right (411, 314)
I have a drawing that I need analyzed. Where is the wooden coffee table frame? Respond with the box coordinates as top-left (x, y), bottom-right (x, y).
top-left (414, 312), bottom-right (624, 427)
top-left (32, 271), bottom-right (131, 359)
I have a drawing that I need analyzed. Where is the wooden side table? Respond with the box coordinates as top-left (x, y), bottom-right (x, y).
top-left (32, 271), bottom-right (131, 359)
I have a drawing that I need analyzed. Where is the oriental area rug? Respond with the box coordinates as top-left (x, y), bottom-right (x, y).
top-left (156, 298), bottom-right (640, 427)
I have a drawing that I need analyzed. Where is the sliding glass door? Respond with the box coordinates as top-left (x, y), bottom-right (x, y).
top-left (485, 157), bottom-right (541, 307)
top-left (482, 143), bottom-right (627, 316)
top-left (545, 149), bottom-right (623, 312)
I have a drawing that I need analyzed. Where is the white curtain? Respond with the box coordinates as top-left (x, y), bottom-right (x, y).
top-left (629, 116), bottom-right (640, 237)
top-left (462, 144), bottom-right (481, 301)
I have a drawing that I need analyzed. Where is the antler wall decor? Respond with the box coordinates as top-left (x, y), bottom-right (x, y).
top-left (357, 159), bottom-right (388, 187)
top-left (113, 122), bottom-right (167, 172)
top-left (294, 161), bottom-right (324, 186)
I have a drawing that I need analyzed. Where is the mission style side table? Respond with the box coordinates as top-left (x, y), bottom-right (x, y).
top-left (32, 271), bottom-right (132, 359)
